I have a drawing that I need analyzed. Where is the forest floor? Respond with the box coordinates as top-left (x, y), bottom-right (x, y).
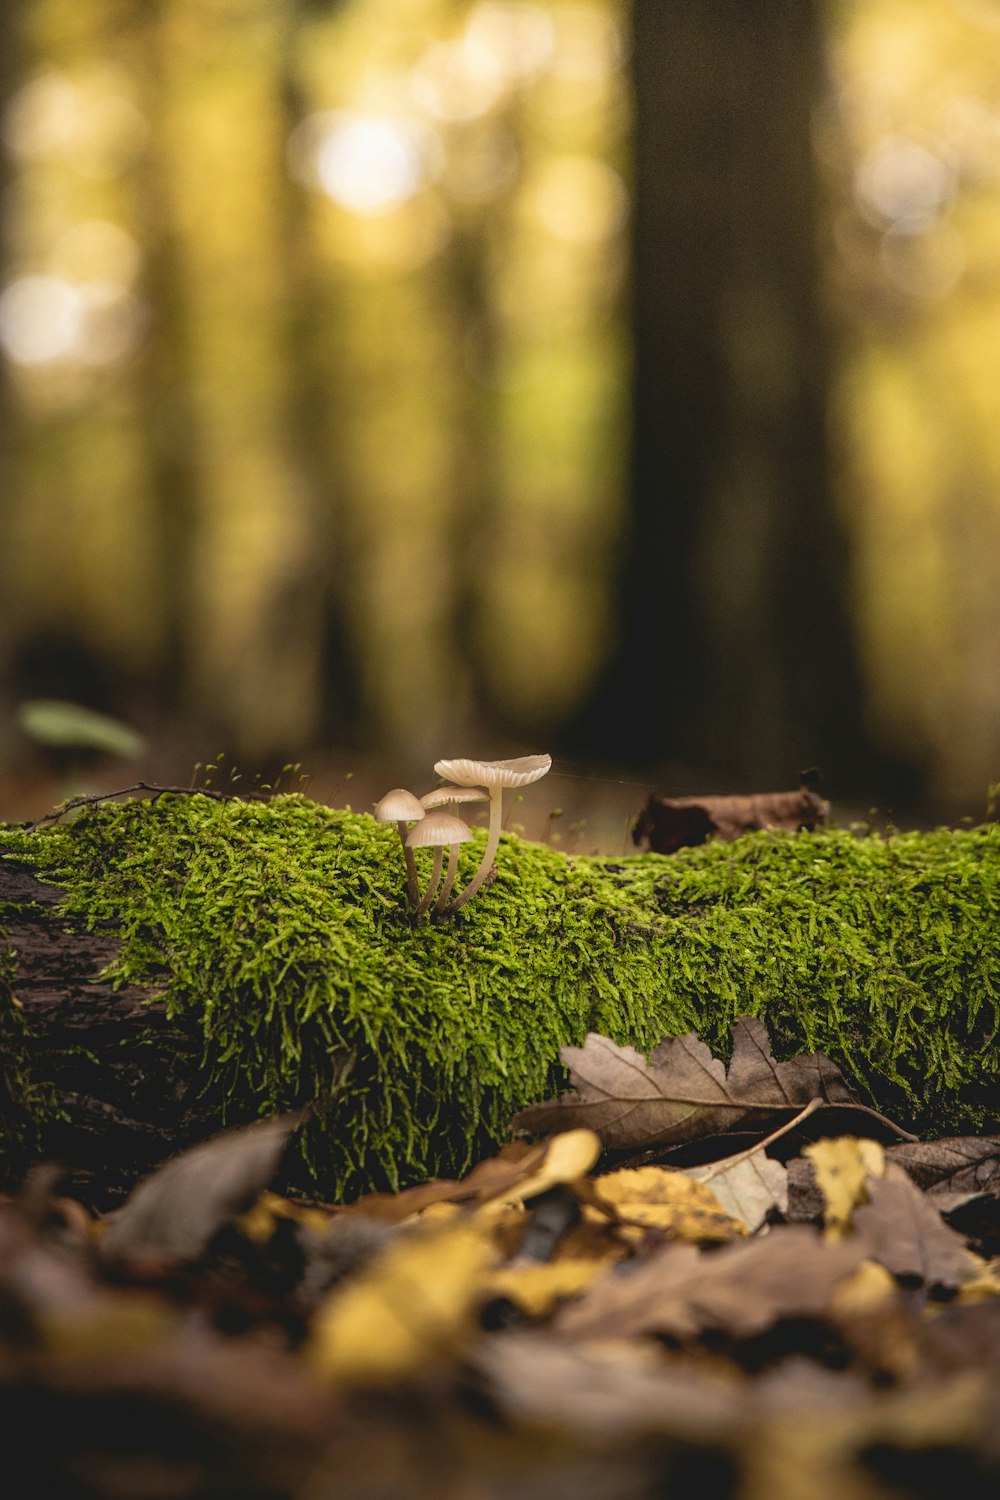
top-left (3, 748), bottom-right (998, 1498)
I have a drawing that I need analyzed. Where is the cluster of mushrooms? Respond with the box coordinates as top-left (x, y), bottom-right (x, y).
top-left (374, 754), bottom-right (552, 917)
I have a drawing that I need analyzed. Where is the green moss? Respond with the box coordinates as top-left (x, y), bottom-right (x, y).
top-left (1, 794), bottom-right (998, 1199)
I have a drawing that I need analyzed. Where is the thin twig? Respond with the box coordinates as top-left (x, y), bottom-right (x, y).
top-left (693, 1097), bottom-right (825, 1182)
top-left (22, 782), bottom-right (273, 831)
top-left (693, 1094), bottom-right (918, 1185)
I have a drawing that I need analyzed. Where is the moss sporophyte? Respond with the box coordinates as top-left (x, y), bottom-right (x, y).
top-left (1, 791), bottom-right (999, 1201)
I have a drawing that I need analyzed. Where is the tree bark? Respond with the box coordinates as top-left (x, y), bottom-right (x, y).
top-left (1, 861), bottom-right (222, 1207)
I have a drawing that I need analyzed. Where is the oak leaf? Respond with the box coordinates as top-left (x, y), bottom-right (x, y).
top-left (512, 1016), bottom-right (857, 1152)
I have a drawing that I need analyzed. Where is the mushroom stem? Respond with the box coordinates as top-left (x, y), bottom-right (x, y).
top-left (397, 822), bottom-right (421, 909)
top-left (432, 843), bottom-right (462, 915)
top-left (415, 846), bottom-right (445, 917)
top-left (446, 791), bottom-right (503, 912)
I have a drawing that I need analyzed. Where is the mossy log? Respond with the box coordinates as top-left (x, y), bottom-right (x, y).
top-left (1, 794), bottom-right (999, 1206)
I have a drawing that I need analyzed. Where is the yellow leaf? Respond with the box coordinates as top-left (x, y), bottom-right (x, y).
top-left (586, 1166), bottom-right (745, 1244)
top-left (233, 1189), bottom-right (331, 1243)
top-left (831, 1257), bottom-right (898, 1317)
top-left (483, 1257), bottom-right (609, 1319)
top-left (804, 1137), bottom-right (885, 1241)
top-left (309, 1223), bottom-right (494, 1385)
top-left (954, 1256), bottom-right (1000, 1304)
top-left (488, 1129), bottom-right (602, 1205)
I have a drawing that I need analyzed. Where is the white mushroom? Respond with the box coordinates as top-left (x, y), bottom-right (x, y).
top-left (406, 810), bottom-right (474, 917)
top-left (373, 788), bottom-right (426, 910)
top-left (432, 754), bottom-right (552, 912)
top-left (420, 785), bottom-right (489, 913)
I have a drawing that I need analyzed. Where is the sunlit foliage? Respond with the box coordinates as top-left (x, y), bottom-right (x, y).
top-left (0, 0), bottom-right (998, 798)
top-left (825, 0), bottom-right (1000, 794)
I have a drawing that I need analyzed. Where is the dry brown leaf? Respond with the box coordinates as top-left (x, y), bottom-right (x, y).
top-left (804, 1137), bottom-right (886, 1241)
top-left (687, 1150), bottom-right (788, 1234)
top-left (886, 1136), bottom-right (1000, 1196)
top-left (853, 1163), bottom-right (981, 1291)
top-left (99, 1115), bottom-right (301, 1265)
top-left (556, 1224), bottom-right (869, 1343)
top-left (513, 1016), bottom-right (857, 1152)
top-left (582, 1165), bottom-right (745, 1244)
top-left (477, 1331), bottom-right (740, 1441)
top-left (632, 780), bottom-right (828, 853)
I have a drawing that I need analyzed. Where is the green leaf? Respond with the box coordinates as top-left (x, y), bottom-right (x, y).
top-left (16, 699), bottom-right (145, 758)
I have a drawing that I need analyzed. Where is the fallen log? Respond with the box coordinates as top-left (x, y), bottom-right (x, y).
top-left (2, 793), bottom-right (999, 1206)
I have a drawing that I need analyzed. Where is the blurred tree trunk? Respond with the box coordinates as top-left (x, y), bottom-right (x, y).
top-left (576, 0), bottom-right (900, 794)
top-left (0, 0), bottom-right (26, 706)
top-left (274, 5), bottom-right (362, 748)
top-left (131, 0), bottom-right (206, 709)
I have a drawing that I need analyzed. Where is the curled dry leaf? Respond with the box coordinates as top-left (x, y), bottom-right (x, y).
top-left (99, 1115), bottom-right (302, 1265)
top-left (513, 1016), bottom-right (861, 1153)
top-left (632, 780), bottom-right (828, 854)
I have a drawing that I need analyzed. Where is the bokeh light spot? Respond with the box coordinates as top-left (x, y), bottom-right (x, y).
top-left (525, 156), bottom-right (628, 244)
top-left (854, 136), bottom-right (955, 231)
top-left (0, 276), bottom-right (83, 365)
top-left (291, 112), bottom-right (438, 215)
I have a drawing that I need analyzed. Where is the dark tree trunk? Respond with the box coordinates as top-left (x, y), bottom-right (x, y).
top-left (575, 0), bottom-right (900, 795)
top-left (130, 0), bottom-right (208, 708)
top-left (274, 7), bottom-right (364, 748)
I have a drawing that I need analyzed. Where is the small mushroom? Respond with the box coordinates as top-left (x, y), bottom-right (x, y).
top-left (406, 811), bottom-right (474, 917)
top-left (420, 786), bottom-right (489, 913)
top-left (374, 788), bottom-right (426, 910)
top-left (432, 754), bottom-right (552, 912)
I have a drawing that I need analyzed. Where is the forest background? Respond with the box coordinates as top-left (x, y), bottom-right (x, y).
top-left (1, 0), bottom-right (999, 846)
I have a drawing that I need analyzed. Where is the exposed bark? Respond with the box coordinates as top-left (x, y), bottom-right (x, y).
top-left (1, 861), bottom-right (222, 1207)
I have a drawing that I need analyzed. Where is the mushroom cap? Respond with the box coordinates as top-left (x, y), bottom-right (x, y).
top-left (405, 811), bottom-right (474, 848)
top-left (420, 785), bottom-right (490, 811)
top-left (432, 754), bottom-right (552, 791)
top-left (374, 788), bottom-right (426, 823)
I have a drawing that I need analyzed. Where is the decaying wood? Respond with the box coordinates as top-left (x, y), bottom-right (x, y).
top-left (0, 860), bottom-right (224, 1206)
